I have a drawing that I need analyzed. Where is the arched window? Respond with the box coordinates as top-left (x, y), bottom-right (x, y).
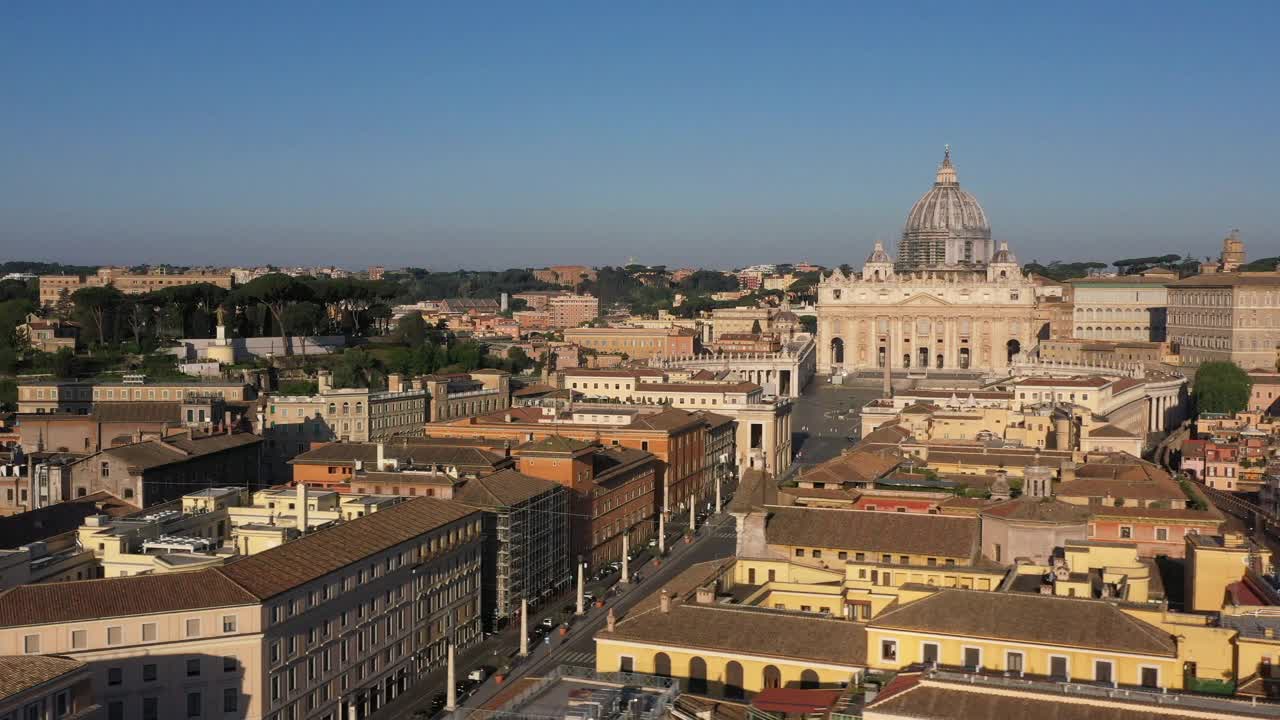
top-left (355, 402), bottom-right (363, 415)
top-left (688, 657), bottom-right (708, 694)
top-left (328, 403), bottom-right (336, 415)
top-left (800, 669), bottom-right (820, 689)
top-left (762, 665), bottom-right (782, 689)
top-left (123, 488), bottom-right (135, 500)
top-left (653, 653), bottom-right (671, 678)
top-left (342, 402), bottom-right (350, 415)
top-left (830, 338), bottom-right (844, 365)
top-left (724, 661), bottom-right (744, 699)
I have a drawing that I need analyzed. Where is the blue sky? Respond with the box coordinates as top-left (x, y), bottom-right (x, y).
top-left (1, 2), bottom-right (1276, 269)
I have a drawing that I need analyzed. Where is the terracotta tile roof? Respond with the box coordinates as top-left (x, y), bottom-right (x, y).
top-left (628, 408), bottom-right (704, 432)
top-left (100, 432), bottom-right (261, 473)
top-left (217, 496), bottom-right (479, 600)
top-left (453, 469), bottom-right (561, 508)
top-left (1170, 271), bottom-right (1280, 287)
top-left (597, 561), bottom-right (867, 667)
top-left (515, 435), bottom-right (594, 454)
top-left (1016, 376), bottom-right (1111, 388)
top-left (0, 491), bottom-right (139, 549)
top-left (693, 410), bottom-right (735, 430)
top-left (292, 440), bottom-right (508, 471)
top-left (0, 570), bottom-right (258, 627)
top-left (637, 381), bottom-right (759, 394)
top-left (1089, 423), bottom-right (1138, 438)
top-left (90, 401), bottom-right (183, 423)
top-left (865, 679), bottom-right (1198, 720)
top-left (800, 450), bottom-right (901, 486)
top-left (765, 506), bottom-right (979, 559)
top-left (0, 655), bottom-right (86, 700)
top-left (727, 469), bottom-right (776, 515)
top-left (870, 589), bottom-right (1177, 656)
top-left (981, 498), bottom-right (1092, 523)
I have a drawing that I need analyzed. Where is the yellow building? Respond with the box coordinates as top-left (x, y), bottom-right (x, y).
top-left (595, 561), bottom-right (866, 696)
top-left (867, 589), bottom-right (1181, 688)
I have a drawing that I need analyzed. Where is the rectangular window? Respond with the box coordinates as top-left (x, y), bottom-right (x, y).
top-left (142, 622), bottom-right (157, 641)
top-left (107, 626), bottom-right (123, 645)
top-left (71, 629), bottom-right (86, 649)
top-left (1156, 527), bottom-right (1169, 541)
top-left (186, 618), bottom-right (201, 637)
top-left (23, 634), bottom-right (39, 654)
top-left (921, 642), bottom-right (939, 664)
top-left (222, 615), bottom-right (237, 633)
top-left (108, 667), bottom-right (123, 686)
top-left (187, 658), bottom-right (201, 677)
top-left (143, 663), bottom-right (157, 682)
top-left (1141, 666), bottom-right (1160, 688)
top-left (1050, 655), bottom-right (1069, 680)
top-left (108, 702), bottom-right (124, 720)
top-left (1119, 526), bottom-right (1133, 539)
top-left (880, 639), bottom-right (898, 662)
top-left (963, 647), bottom-right (981, 670)
top-left (187, 691), bottom-right (202, 718)
top-left (1095, 660), bottom-right (1113, 684)
top-left (223, 688), bottom-right (238, 713)
top-left (1006, 652), bottom-right (1024, 674)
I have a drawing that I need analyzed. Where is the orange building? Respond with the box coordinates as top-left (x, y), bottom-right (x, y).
top-left (425, 406), bottom-right (709, 518)
top-left (512, 437), bottom-right (659, 564)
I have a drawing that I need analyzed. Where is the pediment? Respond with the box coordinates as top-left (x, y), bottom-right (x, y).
top-left (897, 293), bottom-right (953, 306)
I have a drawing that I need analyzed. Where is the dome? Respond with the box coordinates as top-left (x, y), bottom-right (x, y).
top-left (865, 240), bottom-right (892, 264)
top-left (898, 146), bottom-right (993, 268)
top-left (991, 241), bottom-right (1017, 264)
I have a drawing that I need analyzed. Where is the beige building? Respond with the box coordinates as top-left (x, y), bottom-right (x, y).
top-left (818, 241), bottom-right (1041, 373)
top-left (1068, 274), bottom-right (1170, 341)
top-left (563, 327), bottom-right (696, 360)
top-left (18, 314), bottom-right (79, 353)
top-left (39, 267), bottom-right (233, 306)
top-left (0, 496), bottom-right (483, 720)
top-left (1038, 338), bottom-right (1167, 365)
top-left (562, 369), bottom-right (791, 477)
top-left (1167, 271), bottom-right (1280, 368)
top-left (17, 378), bottom-right (254, 415)
top-left (709, 307), bottom-right (800, 341)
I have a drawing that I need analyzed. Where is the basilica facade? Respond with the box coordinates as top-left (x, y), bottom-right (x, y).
top-left (817, 149), bottom-right (1045, 375)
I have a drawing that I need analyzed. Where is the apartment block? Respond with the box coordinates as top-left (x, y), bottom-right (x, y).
top-left (0, 497), bottom-right (483, 720)
top-left (1167, 271), bottom-right (1280, 368)
top-left (563, 327), bottom-right (696, 360)
top-left (38, 267), bottom-right (233, 306)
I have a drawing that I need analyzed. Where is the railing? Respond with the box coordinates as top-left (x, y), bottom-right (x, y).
top-left (467, 666), bottom-right (679, 720)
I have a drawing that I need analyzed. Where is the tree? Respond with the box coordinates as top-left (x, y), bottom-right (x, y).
top-left (1192, 362), bottom-right (1252, 415)
top-left (799, 315), bottom-right (817, 334)
top-left (71, 285), bottom-right (124, 346)
top-left (396, 313), bottom-right (428, 347)
top-left (282, 302), bottom-right (327, 355)
top-left (233, 274), bottom-right (315, 353)
top-left (123, 298), bottom-right (156, 349)
top-left (51, 348), bottom-right (76, 378)
top-left (750, 319), bottom-right (762, 335)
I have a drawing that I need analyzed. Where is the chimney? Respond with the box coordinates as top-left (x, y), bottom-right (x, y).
top-left (1060, 460), bottom-right (1077, 483)
top-left (695, 585), bottom-right (715, 604)
top-left (504, 413), bottom-right (513, 423)
top-left (297, 482), bottom-right (309, 533)
top-left (317, 370), bottom-right (332, 393)
top-left (606, 607), bottom-right (616, 632)
top-left (659, 590), bottom-right (671, 613)
top-left (387, 373), bottom-right (403, 393)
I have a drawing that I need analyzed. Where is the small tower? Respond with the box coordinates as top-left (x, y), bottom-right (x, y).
top-left (987, 242), bottom-right (1020, 281)
top-left (863, 241), bottom-right (895, 282)
top-left (1221, 229), bottom-right (1245, 272)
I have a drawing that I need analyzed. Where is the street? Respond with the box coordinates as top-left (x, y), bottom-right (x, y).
top-left (376, 511), bottom-right (739, 719)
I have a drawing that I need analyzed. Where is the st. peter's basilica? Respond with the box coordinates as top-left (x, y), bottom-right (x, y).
top-left (817, 148), bottom-right (1046, 374)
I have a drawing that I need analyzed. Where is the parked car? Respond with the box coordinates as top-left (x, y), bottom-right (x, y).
top-left (467, 667), bottom-right (489, 682)
top-left (540, 616), bottom-right (555, 629)
top-left (429, 694), bottom-right (447, 712)
top-left (583, 592), bottom-right (597, 604)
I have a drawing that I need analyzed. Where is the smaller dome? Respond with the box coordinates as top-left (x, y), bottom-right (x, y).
top-left (991, 241), bottom-right (1017, 265)
top-left (866, 241), bottom-right (892, 264)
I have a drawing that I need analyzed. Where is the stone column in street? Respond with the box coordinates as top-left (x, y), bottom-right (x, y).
top-left (519, 598), bottom-right (529, 657)
top-left (658, 510), bottom-right (666, 555)
top-left (621, 533), bottom-right (630, 583)
top-left (689, 497), bottom-right (696, 532)
top-left (576, 560), bottom-right (585, 615)
top-left (715, 472), bottom-right (722, 513)
top-left (446, 644), bottom-right (457, 711)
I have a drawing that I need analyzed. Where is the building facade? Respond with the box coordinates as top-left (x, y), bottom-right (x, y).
top-left (1068, 275), bottom-right (1169, 342)
top-left (1167, 272), bottom-right (1280, 368)
top-left (0, 497), bottom-right (483, 720)
top-left (38, 267), bottom-right (233, 306)
top-left (563, 327), bottom-right (696, 360)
